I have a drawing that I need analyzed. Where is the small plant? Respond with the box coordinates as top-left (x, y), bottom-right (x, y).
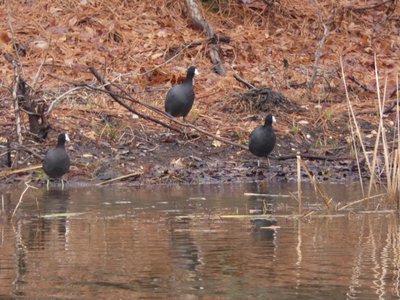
top-left (98, 122), bottom-right (119, 141)
top-left (289, 120), bottom-right (300, 135)
top-left (235, 129), bottom-right (247, 144)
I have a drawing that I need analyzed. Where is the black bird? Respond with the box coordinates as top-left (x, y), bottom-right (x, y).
top-left (43, 133), bottom-right (70, 189)
top-left (249, 114), bottom-right (276, 163)
top-left (165, 66), bottom-right (199, 121)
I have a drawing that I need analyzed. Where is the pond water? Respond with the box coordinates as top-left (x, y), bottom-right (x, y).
top-left (0, 182), bottom-right (399, 299)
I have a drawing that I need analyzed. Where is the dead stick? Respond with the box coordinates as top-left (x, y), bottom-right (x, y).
top-left (89, 67), bottom-right (183, 134)
top-left (0, 165), bottom-right (42, 178)
top-left (347, 75), bottom-right (372, 93)
top-left (233, 73), bottom-right (256, 89)
top-left (270, 154), bottom-right (350, 161)
top-left (307, 24), bottom-right (329, 100)
top-left (4, 53), bottom-right (23, 145)
top-left (96, 88), bottom-right (248, 150)
top-left (185, 0), bottom-right (226, 75)
top-left (96, 170), bottom-right (143, 186)
top-left (11, 181), bottom-right (38, 218)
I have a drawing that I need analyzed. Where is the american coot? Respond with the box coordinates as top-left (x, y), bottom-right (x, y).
top-left (43, 133), bottom-right (70, 189)
top-left (165, 66), bottom-right (199, 121)
top-left (249, 114), bottom-right (276, 163)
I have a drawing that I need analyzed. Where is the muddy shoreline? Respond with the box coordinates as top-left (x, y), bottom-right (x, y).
top-left (1, 123), bottom-right (366, 188)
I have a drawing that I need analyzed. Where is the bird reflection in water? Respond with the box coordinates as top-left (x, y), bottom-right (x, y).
top-left (25, 188), bottom-right (71, 251)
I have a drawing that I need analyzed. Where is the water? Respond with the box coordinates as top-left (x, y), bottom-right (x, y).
top-left (0, 182), bottom-right (399, 299)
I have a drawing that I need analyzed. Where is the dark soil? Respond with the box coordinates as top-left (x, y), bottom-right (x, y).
top-left (0, 106), bottom-right (378, 188)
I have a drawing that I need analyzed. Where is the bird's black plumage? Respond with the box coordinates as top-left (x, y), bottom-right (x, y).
top-left (249, 114), bottom-right (276, 157)
top-left (165, 66), bottom-right (198, 118)
top-left (43, 133), bottom-right (70, 179)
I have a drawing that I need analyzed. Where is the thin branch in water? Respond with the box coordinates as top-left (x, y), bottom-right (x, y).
top-left (337, 193), bottom-right (385, 211)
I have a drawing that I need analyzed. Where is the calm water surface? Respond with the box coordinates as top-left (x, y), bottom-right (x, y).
top-left (0, 182), bottom-right (399, 299)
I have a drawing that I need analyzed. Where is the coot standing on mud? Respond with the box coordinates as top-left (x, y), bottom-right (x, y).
top-left (249, 114), bottom-right (276, 164)
top-left (43, 133), bottom-right (70, 189)
top-left (165, 66), bottom-right (199, 121)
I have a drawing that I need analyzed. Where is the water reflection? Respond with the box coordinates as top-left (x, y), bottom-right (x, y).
top-left (0, 183), bottom-right (399, 299)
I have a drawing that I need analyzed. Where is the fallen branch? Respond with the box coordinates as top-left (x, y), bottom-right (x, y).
top-left (53, 69), bottom-right (249, 150)
top-left (92, 88), bottom-right (249, 150)
top-left (233, 73), bottom-right (256, 89)
top-left (0, 164), bottom-right (42, 178)
top-left (347, 75), bottom-right (373, 93)
top-left (270, 154), bottom-right (350, 161)
top-left (89, 67), bottom-right (183, 134)
top-left (96, 170), bottom-right (143, 186)
top-left (185, 0), bottom-right (227, 75)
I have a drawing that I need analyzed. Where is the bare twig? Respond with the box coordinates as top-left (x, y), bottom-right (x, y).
top-left (11, 181), bottom-right (38, 218)
top-left (89, 67), bottom-right (183, 134)
top-left (45, 86), bottom-right (83, 116)
top-left (6, 7), bottom-right (24, 78)
top-left (347, 75), bottom-right (373, 93)
top-left (32, 50), bottom-right (49, 90)
top-left (233, 73), bottom-right (257, 89)
top-left (307, 24), bottom-right (330, 100)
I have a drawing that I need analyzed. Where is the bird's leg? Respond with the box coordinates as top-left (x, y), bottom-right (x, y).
top-left (182, 117), bottom-right (189, 139)
top-left (46, 178), bottom-right (50, 190)
top-left (257, 160), bottom-right (260, 168)
top-left (61, 178), bottom-right (65, 190)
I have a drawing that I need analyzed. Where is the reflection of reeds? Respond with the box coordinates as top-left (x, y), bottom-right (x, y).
top-left (341, 55), bottom-right (400, 208)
